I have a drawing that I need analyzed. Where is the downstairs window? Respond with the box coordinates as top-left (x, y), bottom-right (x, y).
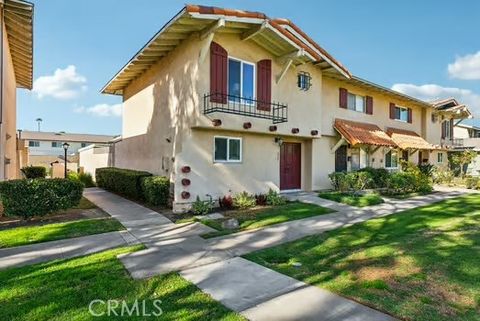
top-left (214, 136), bottom-right (242, 163)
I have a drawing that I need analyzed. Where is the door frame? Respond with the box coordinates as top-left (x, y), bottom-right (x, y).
top-left (280, 142), bottom-right (302, 191)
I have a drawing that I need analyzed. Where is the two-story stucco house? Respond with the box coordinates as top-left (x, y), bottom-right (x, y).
top-left (101, 5), bottom-right (470, 211)
top-left (0, 0), bottom-right (33, 180)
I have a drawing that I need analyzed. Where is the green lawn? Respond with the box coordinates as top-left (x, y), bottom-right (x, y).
top-left (245, 195), bottom-right (480, 321)
top-left (0, 218), bottom-right (124, 248)
top-left (0, 246), bottom-right (245, 321)
top-left (318, 191), bottom-right (384, 207)
top-left (202, 202), bottom-right (334, 238)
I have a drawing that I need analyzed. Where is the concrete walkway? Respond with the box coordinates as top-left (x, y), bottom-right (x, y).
top-left (85, 188), bottom-right (468, 320)
top-left (181, 257), bottom-right (396, 321)
top-left (0, 230), bottom-right (139, 270)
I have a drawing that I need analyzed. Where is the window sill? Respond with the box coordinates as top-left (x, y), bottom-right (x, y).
top-left (213, 160), bottom-right (242, 164)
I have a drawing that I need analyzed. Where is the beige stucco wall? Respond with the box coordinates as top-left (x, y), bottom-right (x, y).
top-left (116, 28), bottom-right (450, 209)
top-left (321, 77), bottom-right (426, 137)
top-left (79, 145), bottom-right (112, 179)
top-left (175, 129), bottom-right (316, 205)
top-left (0, 15), bottom-right (19, 180)
top-left (454, 126), bottom-right (470, 139)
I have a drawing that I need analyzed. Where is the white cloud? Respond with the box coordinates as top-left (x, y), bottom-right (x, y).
top-left (447, 51), bottom-right (480, 80)
top-left (74, 103), bottom-right (122, 117)
top-left (33, 65), bottom-right (87, 99)
top-left (392, 83), bottom-right (480, 116)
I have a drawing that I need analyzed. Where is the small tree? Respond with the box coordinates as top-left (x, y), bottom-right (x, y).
top-left (449, 150), bottom-right (477, 177)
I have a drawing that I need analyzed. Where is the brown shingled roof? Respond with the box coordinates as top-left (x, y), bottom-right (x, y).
top-left (185, 4), bottom-right (267, 19)
top-left (386, 128), bottom-right (434, 150)
top-left (334, 119), bottom-right (396, 147)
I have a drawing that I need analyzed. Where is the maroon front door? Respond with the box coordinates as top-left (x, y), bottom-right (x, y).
top-left (280, 143), bottom-right (301, 190)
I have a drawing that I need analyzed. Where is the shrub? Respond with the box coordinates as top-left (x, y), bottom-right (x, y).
top-left (191, 195), bottom-right (214, 215)
top-left (433, 168), bottom-right (454, 184)
top-left (142, 176), bottom-right (170, 206)
top-left (328, 172), bottom-right (349, 192)
top-left (255, 193), bottom-right (267, 206)
top-left (68, 172), bottom-right (95, 188)
top-left (0, 178), bottom-right (83, 219)
top-left (21, 166), bottom-right (46, 179)
top-left (465, 176), bottom-right (480, 189)
top-left (418, 164), bottom-right (435, 177)
top-left (96, 167), bottom-right (152, 200)
top-left (329, 171), bottom-right (371, 194)
top-left (386, 169), bottom-right (432, 195)
top-left (357, 167), bottom-right (389, 188)
top-left (219, 195), bottom-right (233, 210)
top-left (233, 191), bottom-right (256, 209)
top-left (266, 189), bottom-right (287, 206)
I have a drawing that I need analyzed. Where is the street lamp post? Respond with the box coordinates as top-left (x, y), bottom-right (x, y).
top-left (62, 142), bottom-right (70, 178)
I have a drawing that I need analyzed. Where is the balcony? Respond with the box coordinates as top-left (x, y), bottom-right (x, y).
top-left (452, 138), bottom-right (464, 147)
top-left (203, 93), bottom-right (288, 124)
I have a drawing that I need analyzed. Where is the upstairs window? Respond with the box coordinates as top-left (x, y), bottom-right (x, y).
top-left (214, 136), bottom-right (242, 163)
top-left (442, 120), bottom-right (452, 139)
top-left (395, 106), bottom-right (409, 122)
top-left (297, 72), bottom-right (311, 91)
top-left (228, 58), bottom-right (255, 103)
top-left (51, 142), bottom-right (62, 148)
top-left (81, 143), bottom-right (87, 148)
top-left (347, 93), bottom-right (365, 113)
top-left (28, 140), bottom-right (40, 147)
top-left (385, 150), bottom-right (398, 169)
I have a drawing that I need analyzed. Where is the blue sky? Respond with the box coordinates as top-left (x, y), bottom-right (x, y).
top-left (18, 0), bottom-right (480, 135)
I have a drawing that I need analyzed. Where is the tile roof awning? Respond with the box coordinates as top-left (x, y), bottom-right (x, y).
top-left (334, 119), bottom-right (396, 147)
top-left (386, 128), bottom-right (434, 150)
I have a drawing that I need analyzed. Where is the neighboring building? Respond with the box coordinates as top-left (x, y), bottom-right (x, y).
top-left (452, 122), bottom-right (480, 176)
top-left (0, 0), bottom-right (34, 180)
top-left (19, 130), bottom-right (116, 169)
top-left (101, 5), bottom-right (471, 211)
top-left (78, 143), bottom-right (116, 178)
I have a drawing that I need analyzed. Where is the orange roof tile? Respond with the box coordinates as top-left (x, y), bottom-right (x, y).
top-left (334, 119), bottom-right (396, 147)
top-left (386, 128), bottom-right (434, 150)
top-left (186, 5), bottom-right (350, 78)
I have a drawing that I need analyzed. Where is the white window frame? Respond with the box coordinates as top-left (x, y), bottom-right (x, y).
top-left (227, 56), bottom-right (256, 104)
top-left (437, 152), bottom-right (444, 163)
top-left (51, 141), bottom-right (62, 148)
top-left (394, 106), bottom-right (409, 122)
top-left (385, 150), bottom-right (399, 169)
top-left (213, 136), bottom-right (242, 163)
top-left (28, 140), bottom-right (40, 147)
top-left (347, 92), bottom-right (366, 113)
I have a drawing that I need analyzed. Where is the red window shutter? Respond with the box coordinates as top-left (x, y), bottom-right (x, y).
top-left (210, 42), bottom-right (227, 103)
top-left (389, 103), bottom-right (396, 119)
top-left (366, 96), bottom-right (373, 115)
top-left (441, 121), bottom-right (446, 139)
top-left (257, 59), bottom-right (272, 111)
top-left (339, 88), bottom-right (348, 108)
top-left (449, 119), bottom-right (454, 138)
top-left (407, 108), bottom-right (413, 123)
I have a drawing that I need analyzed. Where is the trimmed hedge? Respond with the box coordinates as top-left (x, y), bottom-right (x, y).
top-left (96, 167), bottom-right (152, 200)
top-left (68, 172), bottom-right (96, 188)
top-left (21, 166), bottom-right (46, 179)
top-left (0, 179), bottom-right (83, 219)
top-left (142, 176), bottom-right (170, 206)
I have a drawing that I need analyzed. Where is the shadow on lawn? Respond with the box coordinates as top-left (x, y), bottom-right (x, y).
top-left (0, 247), bottom-right (243, 321)
top-left (246, 195), bottom-right (480, 321)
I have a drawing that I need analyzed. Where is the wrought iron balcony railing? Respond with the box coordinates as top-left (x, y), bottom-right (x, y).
top-left (452, 138), bottom-right (464, 147)
top-left (203, 93), bottom-right (288, 124)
